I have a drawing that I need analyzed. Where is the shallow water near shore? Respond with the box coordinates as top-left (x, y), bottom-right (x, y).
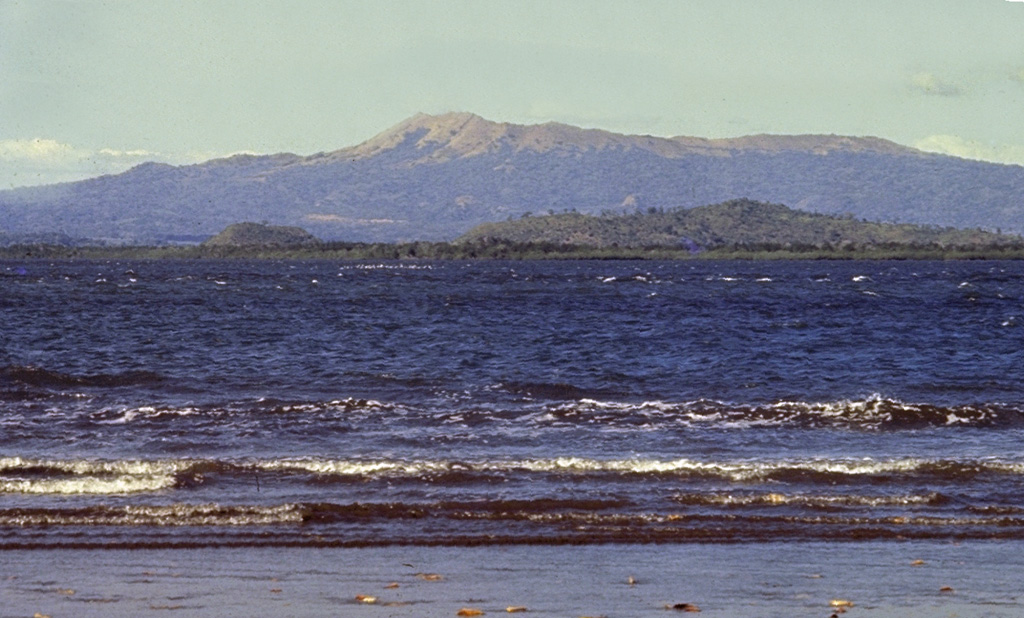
top-left (2, 541), bottom-right (1022, 617)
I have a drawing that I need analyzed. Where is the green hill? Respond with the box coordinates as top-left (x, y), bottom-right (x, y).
top-left (458, 199), bottom-right (1021, 251)
top-left (202, 222), bottom-right (320, 247)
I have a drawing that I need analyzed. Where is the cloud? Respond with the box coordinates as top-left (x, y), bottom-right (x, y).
top-left (0, 138), bottom-right (159, 165)
top-left (0, 139), bottom-right (213, 189)
top-left (98, 147), bottom-right (158, 158)
top-left (909, 72), bottom-right (962, 97)
top-left (914, 134), bottom-right (1024, 165)
top-left (0, 138), bottom-right (78, 162)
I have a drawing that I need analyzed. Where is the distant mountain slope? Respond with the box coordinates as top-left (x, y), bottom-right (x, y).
top-left (2, 112), bottom-right (1023, 244)
top-left (458, 199), bottom-right (1021, 250)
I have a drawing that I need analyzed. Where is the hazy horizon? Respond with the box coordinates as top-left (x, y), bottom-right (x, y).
top-left (3, 0), bottom-right (1024, 188)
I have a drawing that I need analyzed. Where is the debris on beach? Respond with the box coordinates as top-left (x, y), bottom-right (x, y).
top-left (829, 599), bottom-right (854, 608)
top-left (505, 606), bottom-right (528, 613)
top-left (457, 608), bottom-right (485, 616)
top-left (940, 586), bottom-right (954, 593)
top-left (385, 582), bottom-right (400, 589)
top-left (665, 602), bottom-right (701, 611)
top-left (627, 575), bottom-right (637, 586)
top-left (56, 588), bottom-right (75, 595)
top-left (417, 572), bottom-right (444, 581)
top-left (910, 559), bottom-right (926, 566)
top-left (355, 595), bottom-right (378, 604)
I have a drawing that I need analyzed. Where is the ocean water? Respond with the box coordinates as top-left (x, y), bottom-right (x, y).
top-left (2, 259), bottom-right (1023, 616)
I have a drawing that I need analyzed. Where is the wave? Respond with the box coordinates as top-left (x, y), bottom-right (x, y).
top-left (10, 390), bottom-right (1019, 431)
top-left (600, 273), bottom-right (659, 284)
top-left (539, 396), bottom-right (1024, 429)
top-left (0, 365), bottom-right (164, 390)
top-left (481, 456), bottom-right (1024, 483)
top-left (670, 491), bottom-right (949, 509)
top-left (0, 457), bottom-right (192, 495)
top-left (0, 503), bottom-right (305, 526)
top-left (88, 397), bottom-right (399, 424)
top-left (4, 499), bottom-right (1024, 548)
top-left (0, 457), bottom-right (194, 476)
top-left (0, 475), bottom-right (176, 495)
top-left (338, 263), bottom-right (434, 271)
top-left (258, 454), bottom-right (1024, 487)
top-left (0, 498), bottom-right (631, 527)
top-left (5, 455), bottom-right (1023, 495)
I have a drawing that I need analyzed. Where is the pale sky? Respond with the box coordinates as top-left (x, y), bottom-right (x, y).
top-left (2, 0), bottom-right (1024, 188)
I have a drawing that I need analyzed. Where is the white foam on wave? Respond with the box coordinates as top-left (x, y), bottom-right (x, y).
top-left (0, 457), bottom-right (193, 476)
top-left (246, 455), bottom-right (1024, 481)
top-left (93, 397), bottom-right (398, 424)
top-left (7, 453), bottom-right (1020, 495)
top-left (0, 475), bottom-right (176, 495)
top-left (545, 395), bottom-right (997, 429)
top-left (515, 456), bottom-right (1024, 480)
top-left (2, 503), bottom-right (305, 526)
top-left (257, 458), bottom-right (453, 476)
top-left (96, 405), bottom-right (206, 424)
top-left (673, 491), bottom-right (940, 507)
top-left (765, 395), bottom-right (998, 426)
top-left (706, 276), bottom-right (740, 282)
top-left (339, 263), bottom-right (433, 271)
top-left (599, 273), bottom-right (655, 284)
top-left (515, 457), bottom-right (893, 479)
top-left (0, 457), bottom-right (192, 495)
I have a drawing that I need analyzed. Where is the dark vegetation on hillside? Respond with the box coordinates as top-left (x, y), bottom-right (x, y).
top-left (3, 240), bottom-right (1023, 261)
top-left (3, 200), bottom-right (1023, 261)
top-left (459, 199), bottom-right (1020, 250)
top-left (202, 222), bottom-right (319, 247)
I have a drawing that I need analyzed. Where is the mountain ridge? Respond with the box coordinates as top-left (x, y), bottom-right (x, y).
top-left (1, 112), bottom-right (1022, 244)
top-left (327, 111), bottom-right (924, 163)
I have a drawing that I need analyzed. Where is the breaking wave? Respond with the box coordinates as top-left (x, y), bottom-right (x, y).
top-left (0, 457), bottom-right (192, 495)
top-left (7, 455), bottom-right (1022, 495)
top-left (538, 396), bottom-right (1024, 429)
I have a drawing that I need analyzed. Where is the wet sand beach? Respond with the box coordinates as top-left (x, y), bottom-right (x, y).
top-left (2, 541), bottom-right (1022, 618)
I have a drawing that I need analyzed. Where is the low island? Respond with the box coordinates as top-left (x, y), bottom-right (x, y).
top-left (3, 200), bottom-right (1023, 260)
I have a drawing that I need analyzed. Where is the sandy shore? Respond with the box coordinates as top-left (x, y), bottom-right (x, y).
top-left (2, 541), bottom-right (1022, 617)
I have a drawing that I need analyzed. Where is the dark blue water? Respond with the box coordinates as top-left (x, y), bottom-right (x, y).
top-left (2, 259), bottom-right (1023, 548)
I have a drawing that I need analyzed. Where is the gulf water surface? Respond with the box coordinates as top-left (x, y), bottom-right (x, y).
top-left (2, 259), bottom-right (1023, 616)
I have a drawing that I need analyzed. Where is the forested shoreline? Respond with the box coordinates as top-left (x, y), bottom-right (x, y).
top-left (4, 238), bottom-right (1024, 261)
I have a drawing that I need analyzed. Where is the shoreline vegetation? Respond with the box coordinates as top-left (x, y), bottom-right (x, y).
top-left (3, 239), bottom-right (1024, 261)
top-left (4, 200), bottom-right (1023, 261)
